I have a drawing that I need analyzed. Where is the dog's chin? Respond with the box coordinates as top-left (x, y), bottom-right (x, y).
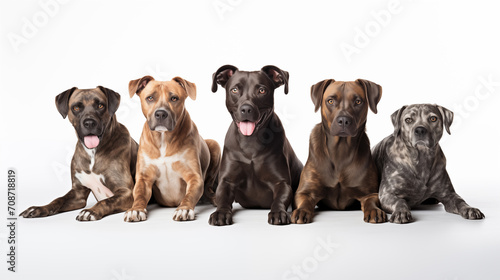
top-left (330, 128), bottom-right (358, 138)
top-left (412, 139), bottom-right (433, 149)
top-left (151, 126), bottom-right (171, 132)
top-left (149, 119), bottom-right (175, 132)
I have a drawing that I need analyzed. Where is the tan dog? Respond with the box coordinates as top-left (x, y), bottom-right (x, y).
top-left (124, 76), bottom-right (221, 222)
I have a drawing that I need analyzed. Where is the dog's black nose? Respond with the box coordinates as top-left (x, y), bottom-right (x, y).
top-left (83, 119), bottom-right (97, 129)
top-left (336, 116), bottom-right (353, 128)
top-left (415, 126), bottom-right (427, 137)
top-left (240, 104), bottom-right (253, 117)
top-left (155, 110), bottom-right (168, 120)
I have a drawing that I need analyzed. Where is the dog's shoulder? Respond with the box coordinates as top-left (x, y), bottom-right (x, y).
top-left (307, 123), bottom-right (328, 160)
top-left (372, 134), bottom-right (416, 174)
top-left (372, 135), bottom-right (394, 158)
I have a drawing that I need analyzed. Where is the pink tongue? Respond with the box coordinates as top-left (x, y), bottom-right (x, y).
top-left (238, 121), bottom-right (256, 136)
top-left (84, 135), bottom-right (100, 149)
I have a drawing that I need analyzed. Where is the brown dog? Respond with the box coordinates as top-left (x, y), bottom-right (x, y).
top-left (124, 76), bottom-right (221, 222)
top-left (20, 86), bottom-right (138, 221)
top-left (291, 79), bottom-right (387, 224)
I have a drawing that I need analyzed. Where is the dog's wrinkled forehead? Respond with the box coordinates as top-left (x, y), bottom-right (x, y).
top-left (325, 82), bottom-right (365, 99)
top-left (148, 81), bottom-right (186, 98)
top-left (404, 104), bottom-right (439, 120)
top-left (69, 88), bottom-right (106, 106)
top-left (228, 71), bottom-right (274, 89)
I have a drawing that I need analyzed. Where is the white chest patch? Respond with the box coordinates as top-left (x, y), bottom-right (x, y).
top-left (142, 139), bottom-right (187, 205)
top-left (75, 145), bottom-right (114, 201)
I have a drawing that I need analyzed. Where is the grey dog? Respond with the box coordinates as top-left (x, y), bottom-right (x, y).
top-left (372, 104), bottom-right (485, 223)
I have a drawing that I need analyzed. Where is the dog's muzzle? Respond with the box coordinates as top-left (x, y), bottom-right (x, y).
top-left (150, 109), bottom-right (175, 132)
top-left (331, 115), bottom-right (357, 137)
top-left (236, 103), bottom-right (260, 136)
top-left (80, 117), bottom-right (103, 149)
top-left (412, 126), bottom-right (433, 147)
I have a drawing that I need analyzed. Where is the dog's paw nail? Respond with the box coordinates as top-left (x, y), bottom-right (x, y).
top-left (364, 209), bottom-right (388, 224)
top-left (76, 210), bottom-right (99, 221)
top-left (291, 209), bottom-right (312, 224)
top-left (124, 209), bottom-right (147, 222)
top-left (390, 210), bottom-right (412, 224)
top-left (209, 210), bottom-right (232, 226)
top-left (173, 209), bottom-right (195, 221)
top-left (268, 210), bottom-right (291, 225)
top-left (461, 207), bottom-right (485, 220)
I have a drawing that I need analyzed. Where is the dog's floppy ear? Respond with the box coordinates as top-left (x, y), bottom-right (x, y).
top-left (55, 87), bottom-right (78, 119)
top-left (391, 105), bottom-right (407, 137)
top-left (356, 79), bottom-right (382, 114)
top-left (261, 65), bottom-right (289, 94)
top-left (173, 77), bottom-right (197, 100)
top-left (98, 86), bottom-right (121, 116)
top-left (129, 76), bottom-right (155, 98)
top-left (211, 65), bottom-right (238, 93)
top-left (436, 105), bottom-right (454, 135)
top-left (310, 79), bottom-right (335, 112)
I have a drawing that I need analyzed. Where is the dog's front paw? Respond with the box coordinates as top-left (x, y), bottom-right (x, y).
top-left (209, 209), bottom-right (233, 226)
top-left (389, 210), bottom-right (413, 224)
top-left (76, 209), bottom-right (102, 221)
top-left (124, 208), bottom-right (148, 222)
top-left (268, 210), bottom-right (291, 225)
top-left (364, 207), bottom-right (388, 224)
top-left (291, 208), bottom-right (313, 224)
top-left (173, 208), bottom-right (195, 221)
top-left (460, 207), bottom-right (485, 220)
top-left (20, 206), bottom-right (50, 218)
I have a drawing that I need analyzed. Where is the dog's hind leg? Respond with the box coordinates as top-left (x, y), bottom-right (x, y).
top-left (202, 139), bottom-right (221, 205)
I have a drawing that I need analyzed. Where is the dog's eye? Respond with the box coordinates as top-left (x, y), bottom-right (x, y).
top-left (327, 99), bottom-right (334, 105)
top-left (258, 88), bottom-right (266, 94)
top-left (429, 116), bottom-right (438, 122)
top-left (355, 99), bottom-right (362, 105)
top-left (171, 96), bottom-right (179, 102)
top-left (405, 118), bottom-right (413, 124)
top-left (72, 105), bottom-right (80, 112)
top-left (231, 88), bottom-right (238, 94)
top-left (97, 103), bottom-right (105, 109)
top-left (146, 96), bottom-right (154, 102)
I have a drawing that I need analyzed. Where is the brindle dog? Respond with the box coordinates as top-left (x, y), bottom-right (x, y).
top-left (20, 87), bottom-right (138, 221)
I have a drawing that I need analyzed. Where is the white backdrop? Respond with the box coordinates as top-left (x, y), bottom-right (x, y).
top-left (1, 1), bottom-right (499, 280)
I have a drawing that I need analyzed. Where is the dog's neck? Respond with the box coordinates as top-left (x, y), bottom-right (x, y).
top-left (324, 122), bottom-right (369, 148)
top-left (233, 112), bottom-right (284, 156)
top-left (324, 122), bottom-right (371, 167)
top-left (393, 136), bottom-right (439, 169)
top-left (100, 115), bottom-right (118, 145)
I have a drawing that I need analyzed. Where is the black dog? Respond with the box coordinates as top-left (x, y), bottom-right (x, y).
top-left (208, 65), bottom-right (303, 226)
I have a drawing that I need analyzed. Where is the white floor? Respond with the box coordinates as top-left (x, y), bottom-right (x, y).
top-left (3, 183), bottom-right (498, 280)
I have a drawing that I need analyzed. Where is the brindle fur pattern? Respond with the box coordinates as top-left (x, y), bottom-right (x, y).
top-left (372, 104), bottom-right (485, 223)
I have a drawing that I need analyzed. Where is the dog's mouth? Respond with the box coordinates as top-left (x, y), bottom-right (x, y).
top-left (331, 126), bottom-right (358, 137)
top-left (335, 131), bottom-right (353, 137)
top-left (235, 111), bottom-right (269, 137)
top-left (237, 121), bottom-right (256, 136)
top-left (152, 126), bottom-right (169, 132)
top-left (83, 134), bottom-right (101, 149)
top-left (413, 139), bottom-right (433, 148)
